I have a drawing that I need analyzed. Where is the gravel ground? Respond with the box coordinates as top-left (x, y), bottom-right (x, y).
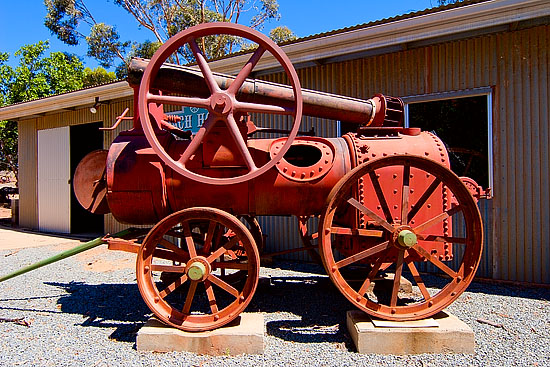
top-left (0, 239), bottom-right (549, 367)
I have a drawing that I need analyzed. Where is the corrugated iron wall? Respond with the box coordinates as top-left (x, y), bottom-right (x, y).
top-left (258, 24), bottom-right (549, 283)
top-left (17, 97), bottom-right (135, 231)
top-left (17, 24), bottom-right (549, 283)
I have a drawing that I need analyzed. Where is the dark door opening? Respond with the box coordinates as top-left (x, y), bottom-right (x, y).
top-left (70, 122), bottom-right (104, 235)
top-left (408, 95), bottom-right (490, 189)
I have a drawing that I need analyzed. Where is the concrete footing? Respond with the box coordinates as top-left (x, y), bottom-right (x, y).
top-left (137, 313), bottom-right (265, 355)
top-left (347, 310), bottom-right (475, 355)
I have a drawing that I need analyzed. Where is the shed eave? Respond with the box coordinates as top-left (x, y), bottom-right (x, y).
top-left (0, 81), bottom-right (133, 121)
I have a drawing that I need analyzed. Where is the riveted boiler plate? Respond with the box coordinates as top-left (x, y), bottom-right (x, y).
top-left (270, 137), bottom-right (335, 182)
top-left (73, 149), bottom-right (110, 215)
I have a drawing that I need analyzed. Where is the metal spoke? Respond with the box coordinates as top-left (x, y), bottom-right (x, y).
top-left (226, 114), bottom-right (257, 171)
top-left (183, 222), bottom-right (198, 258)
top-left (390, 250), bottom-right (405, 307)
top-left (151, 264), bottom-right (186, 273)
top-left (178, 114), bottom-right (217, 166)
top-left (358, 255), bottom-right (386, 296)
top-left (227, 46), bottom-right (266, 95)
top-left (407, 178), bottom-right (441, 223)
top-left (405, 260), bottom-right (431, 301)
top-left (189, 38), bottom-right (220, 94)
top-left (410, 245), bottom-right (457, 278)
top-left (369, 171), bottom-right (393, 224)
top-left (331, 226), bottom-right (384, 237)
top-left (347, 198), bottom-right (394, 232)
top-left (414, 205), bottom-right (463, 233)
top-left (417, 234), bottom-right (468, 244)
top-left (204, 280), bottom-right (219, 314)
top-left (208, 274), bottom-right (239, 298)
top-left (234, 100), bottom-right (293, 115)
top-left (159, 274), bottom-right (188, 299)
top-left (182, 281), bottom-right (197, 314)
top-left (335, 240), bottom-right (391, 269)
top-left (158, 238), bottom-right (189, 260)
top-left (206, 236), bottom-right (240, 263)
top-left (212, 261), bottom-right (249, 270)
top-left (202, 220), bottom-right (217, 254)
top-left (146, 93), bottom-right (210, 108)
top-left (401, 164), bottom-right (410, 224)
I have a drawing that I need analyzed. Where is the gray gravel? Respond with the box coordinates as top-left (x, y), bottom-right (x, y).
top-left (0, 240), bottom-right (549, 367)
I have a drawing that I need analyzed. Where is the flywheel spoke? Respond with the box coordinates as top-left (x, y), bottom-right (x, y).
top-left (234, 100), bottom-right (293, 115)
top-left (227, 46), bottom-right (266, 95)
top-left (189, 38), bottom-right (220, 94)
top-left (146, 93), bottom-right (210, 108)
top-left (226, 114), bottom-right (258, 172)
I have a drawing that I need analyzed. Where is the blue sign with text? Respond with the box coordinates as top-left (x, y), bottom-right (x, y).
top-left (167, 107), bottom-right (209, 134)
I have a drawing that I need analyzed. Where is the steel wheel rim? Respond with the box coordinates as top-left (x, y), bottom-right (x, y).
top-left (137, 207), bottom-right (260, 331)
top-left (319, 155), bottom-right (483, 320)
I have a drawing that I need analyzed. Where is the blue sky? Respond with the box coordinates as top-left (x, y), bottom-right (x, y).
top-left (0, 0), bottom-right (436, 70)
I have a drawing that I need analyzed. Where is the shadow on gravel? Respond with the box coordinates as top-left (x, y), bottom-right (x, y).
top-left (45, 281), bottom-right (150, 342)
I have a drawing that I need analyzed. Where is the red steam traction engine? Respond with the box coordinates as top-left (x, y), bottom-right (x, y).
top-left (74, 23), bottom-right (485, 331)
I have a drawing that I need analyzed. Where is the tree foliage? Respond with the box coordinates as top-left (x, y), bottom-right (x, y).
top-left (269, 26), bottom-right (296, 44)
top-left (83, 66), bottom-right (117, 87)
top-left (0, 41), bottom-right (86, 186)
top-left (44, 0), bottom-right (296, 71)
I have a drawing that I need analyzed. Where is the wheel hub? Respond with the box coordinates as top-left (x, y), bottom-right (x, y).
top-left (392, 226), bottom-right (418, 249)
top-left (397, 229), bottom-right (418, 248)
top-left (186, 257), bottom-right (210, 281)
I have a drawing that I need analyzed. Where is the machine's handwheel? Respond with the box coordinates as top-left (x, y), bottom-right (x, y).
top-left (138, 22), bottom-right (303, 185)
top-left (137, 207), bottom-right (260, 331)
top-left (319, 155), bottom-right (483, 320)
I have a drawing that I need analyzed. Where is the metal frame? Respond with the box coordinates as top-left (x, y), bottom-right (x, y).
top-left (402, 87), bottom-right (494, 190)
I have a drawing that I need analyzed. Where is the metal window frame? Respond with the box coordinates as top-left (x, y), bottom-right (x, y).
top-left (402, 87), bottom-right (494, 190)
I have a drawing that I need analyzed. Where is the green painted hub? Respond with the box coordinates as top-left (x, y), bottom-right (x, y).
top-left (188, 262), bottom-right (206, 281)
top-left (398, 230), bottom-right (418, 248)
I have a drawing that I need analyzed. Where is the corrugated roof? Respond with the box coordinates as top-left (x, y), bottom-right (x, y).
top-left (276, 0), bottom-right (492, 47)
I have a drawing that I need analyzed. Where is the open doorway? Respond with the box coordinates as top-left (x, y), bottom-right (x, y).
top-left (70, 122), bottom-right (104, 235)
top-left (405, 89), bottom-right (493, 190)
